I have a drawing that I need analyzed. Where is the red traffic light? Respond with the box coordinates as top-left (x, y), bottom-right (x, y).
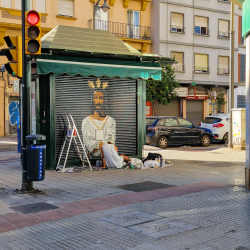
top-left (27, 10), bottom-right (40, 25)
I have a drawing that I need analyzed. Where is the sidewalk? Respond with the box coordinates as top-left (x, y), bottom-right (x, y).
top-left (0, 136), bottom-right (17, 149)
top-left (0, 147), bottom-right (248, 249)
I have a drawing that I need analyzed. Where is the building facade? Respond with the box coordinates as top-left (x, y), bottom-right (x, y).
top-left (0, 0), bottom-right (152, 136)
top-left (151, 0), bottom-right (242, 125)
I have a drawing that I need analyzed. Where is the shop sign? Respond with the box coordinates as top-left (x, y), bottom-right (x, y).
top-left (185, 95), bottom-right (208, 100)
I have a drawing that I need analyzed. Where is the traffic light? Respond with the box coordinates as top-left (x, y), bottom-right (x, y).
top-left (25, 10), bottom-right (41, 55)
top-left (4, 36), bottom-right (22, 77)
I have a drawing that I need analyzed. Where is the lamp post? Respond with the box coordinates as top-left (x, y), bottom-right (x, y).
top-left (229, 2), bottom-right (235, 148)
top-left (93, 0), bottom-right (110, 29)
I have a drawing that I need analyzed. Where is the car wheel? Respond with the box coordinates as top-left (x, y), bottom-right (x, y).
top-left (223, 133), bottom-right (228, 144)
top-left (157, 136), bottom-right (168, 149)
top-left (200, 135), bottom-right (210, 147)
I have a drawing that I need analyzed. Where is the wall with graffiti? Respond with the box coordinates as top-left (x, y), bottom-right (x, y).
top-left (8, 98), bottom-right (19, 135)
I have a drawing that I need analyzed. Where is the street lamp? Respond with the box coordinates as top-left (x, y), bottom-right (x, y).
top-left (93, 0), bottom-right (110, 29)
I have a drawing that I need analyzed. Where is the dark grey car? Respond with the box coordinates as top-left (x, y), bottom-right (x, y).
top-left (146, 116), bottom-right (214, 149)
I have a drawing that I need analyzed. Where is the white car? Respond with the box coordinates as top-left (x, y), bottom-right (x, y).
top-left (199, 113), bottom-right (229, 144)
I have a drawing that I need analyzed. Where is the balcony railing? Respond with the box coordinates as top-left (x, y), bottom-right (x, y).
top-left (218, 68), bottom-right (229, 75)
top-left (218, 31), bottom-right (229, 39)
top-left (218, 0), bottom-right (230, 3)
top-left (194, 66), bottom-right (209, 73)
top-left (88, 19), bottom-right (151, 40)
top-left (194, 27), bottom-right (209, 36)
top-left (170, 25), bottom-right (185, 34)
top-left (172, 65), bottom-right (185, 72)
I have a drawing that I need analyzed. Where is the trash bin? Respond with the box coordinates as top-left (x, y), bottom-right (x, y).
top-left (26, 134), bottom-right (46, 181)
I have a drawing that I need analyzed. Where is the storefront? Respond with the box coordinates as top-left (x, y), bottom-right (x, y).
top-left (35, 26), bottom-right (173, 170)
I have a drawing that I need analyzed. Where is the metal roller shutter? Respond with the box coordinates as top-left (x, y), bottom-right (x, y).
top-left (55, 75), bottom-right (137, 161)
top-left (186, 100), bottom-right (203, 126)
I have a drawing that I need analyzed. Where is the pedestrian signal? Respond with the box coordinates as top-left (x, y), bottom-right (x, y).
top-left (25, 10), bottom-right (41, 55)
top-left (4, 36), bottom-right (22, 77)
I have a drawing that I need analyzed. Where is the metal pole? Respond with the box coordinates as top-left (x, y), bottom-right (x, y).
top-left (93, 0), bottom-right (101, 29)
top-left (229, 2), bottom-right (235, 148)
top-left (21, 0), bottom-right (32, 191)
top-left (245, 35), bottom-right (250, 188)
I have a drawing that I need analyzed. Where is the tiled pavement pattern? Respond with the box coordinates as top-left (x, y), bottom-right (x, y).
top-left (0, 148), bottom-right (249, 249)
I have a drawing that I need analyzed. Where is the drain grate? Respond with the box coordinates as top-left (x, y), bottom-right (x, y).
top-left (11, 202), bottom-right (59, 214)
top-left (114, 181), bottom-right (175, 192)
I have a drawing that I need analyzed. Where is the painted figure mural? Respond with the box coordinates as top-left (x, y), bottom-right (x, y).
top-left (81, 78), bottom-right (116, 157)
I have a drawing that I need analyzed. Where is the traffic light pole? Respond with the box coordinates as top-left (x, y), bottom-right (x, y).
top-left (21, 0), bottom-right (32, 191)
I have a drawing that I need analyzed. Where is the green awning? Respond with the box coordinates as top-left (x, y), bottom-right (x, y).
top-left (37, 55), bottom-right (162, 80)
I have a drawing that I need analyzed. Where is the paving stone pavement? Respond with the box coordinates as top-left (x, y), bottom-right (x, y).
top-left (0, 147), bottom-right (249, 250)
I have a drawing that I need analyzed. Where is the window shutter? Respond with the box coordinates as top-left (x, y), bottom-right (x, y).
top-left (172, 52), bottom-right (183, 65)
top-left (195, 16), bottom-right (208, 28)
top-left (240, 54), bottom-right (246, 82)
top-left (58, 0), bottom-right (74, 17)
top-left (2, 0), bottom-right (12, 8)
top-left (219, 56), bottom-right (229, 69)
top-left (195, 54), bottom-right (208, 68)
top-left (36, 0), bottom-right (46, 13)
top-left (237, 95), bottom-right (246, 108)
top-left (219, 20), bottom-right (229, 32)
top-left (171, 13), bottom-right (183, 27)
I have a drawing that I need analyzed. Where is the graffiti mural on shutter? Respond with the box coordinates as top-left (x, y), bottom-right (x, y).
top-left (55, 76), bottom-right (137, 161)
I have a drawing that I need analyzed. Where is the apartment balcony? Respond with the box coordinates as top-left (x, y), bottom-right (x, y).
top-left (194, 66), bottom-right (210, 73)
top-left (218, 68), bottom-right (229, 75)
top-left (218, 31), bottom-right (230, 39)
top-left (88, 19), bottom-right (151, 52)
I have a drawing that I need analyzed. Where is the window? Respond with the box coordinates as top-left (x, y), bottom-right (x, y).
top-left (178, 118), bottom-right (193, 127)
top-left (36, 0), bottom-right (45, 13)
top-left (202, 117), bottom-right (222, 124)
top-left (171, 13), bottom-right (184, 33)
top-left (194, 54), bottom-right (209, 73)
top-left (165, 118), bottom-right (178, 127)
top-left (218, 56), bottom-right (229, 74)
top-left (240, 54), bottom-right (246, 82)
top-left (195, 16), bottom-right (208, 36)
top-left (218, 19), bottom-right (229, 38)
top-left (127, 10), bottom-right (140, 39)
top-left (58, 0), bottom-right (74, 17)
top-left (14, 0), bottom-right (32, 10)
top-left (171, 51), bottom-right (184, 72)
top-left (157, 119), bottom-right (165, 126)
top-left (94, 6), bottom-right (108, 31)
top-left (146, 119), bottom-right (157, 126)
top-left (2, 0), bottom-right (12, 8)
top-left (237, 95), bottom-right (245, 108)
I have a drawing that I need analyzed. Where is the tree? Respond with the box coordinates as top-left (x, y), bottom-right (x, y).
top-left (146, 64), bottom-right (180, 114)
top-left (215, 92), bottom-right (227, 113)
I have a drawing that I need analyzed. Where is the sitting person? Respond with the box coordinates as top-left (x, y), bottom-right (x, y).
top-left (100, 136), bottom-right (131, 169)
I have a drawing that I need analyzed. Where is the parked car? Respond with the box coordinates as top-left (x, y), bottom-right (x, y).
top-left (199, 113), bottom-right (229, 144)
top-left (146, 116), bottom-right (214, 148)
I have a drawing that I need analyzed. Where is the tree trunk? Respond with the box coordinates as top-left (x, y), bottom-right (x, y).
top-left (152, 101), bottom-right (155, 116)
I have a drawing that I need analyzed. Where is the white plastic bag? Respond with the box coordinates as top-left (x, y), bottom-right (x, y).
top-left (144, 160), bottom-right (160, 169)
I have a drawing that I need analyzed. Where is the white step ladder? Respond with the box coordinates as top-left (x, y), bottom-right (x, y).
top-left (56, 113), bottom-right (92, 172)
